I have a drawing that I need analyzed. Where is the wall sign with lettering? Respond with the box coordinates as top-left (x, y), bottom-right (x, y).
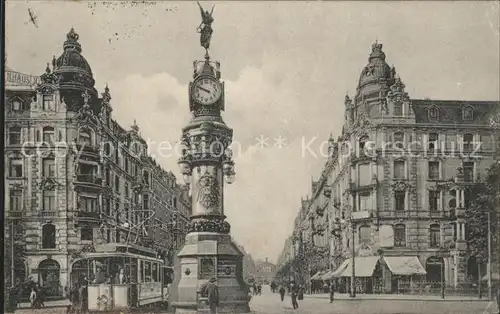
top-left (6, 71), bottom-right (41, 86)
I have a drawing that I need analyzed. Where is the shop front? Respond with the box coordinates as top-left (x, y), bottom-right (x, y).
top-left (331, 255), bottom-right (427, 294)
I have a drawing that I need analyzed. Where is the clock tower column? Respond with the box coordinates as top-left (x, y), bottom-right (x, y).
top-left (170, 8), bottom-right (251, 314)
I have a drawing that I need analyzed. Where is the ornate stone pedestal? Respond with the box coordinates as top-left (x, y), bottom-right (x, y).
top-left (172, 232), bottom-right (251, 313)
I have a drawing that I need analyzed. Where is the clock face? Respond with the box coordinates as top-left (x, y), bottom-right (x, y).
top-left (192, 77), bottom-right (222, 106)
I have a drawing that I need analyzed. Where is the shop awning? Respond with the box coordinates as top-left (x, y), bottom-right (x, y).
top-left (383, 256), bottom-right (426, 276)
top-left (320, 271), bottom-right (333, 280)
top-left (322, 259), bottom-right (350, 280)
top-left (310, 271), bottom-right (326, 281)
top-left (340, 256), bottom-right (380, 277)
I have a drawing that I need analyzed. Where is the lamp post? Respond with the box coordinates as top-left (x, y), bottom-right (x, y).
top-left (487, 211), bottom-right (492, 300)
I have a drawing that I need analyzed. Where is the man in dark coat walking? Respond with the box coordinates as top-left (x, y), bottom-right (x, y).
top-left (329, 280), bottom-right (335, 303)
top-left (206, 277), bottom-right (219, 314)
top-left (290, 283), bottom-right (299, 309)
top-left (278, 285), bottom-right (286, 302)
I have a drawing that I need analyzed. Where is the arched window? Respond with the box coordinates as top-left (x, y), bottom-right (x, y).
top-left (394, 101), bottom-right (403, 116)
top-left (394, 224), bottom-right (406, 247)
top-left (78, 128), bottom-right (92, 146)
top-left (43, 126), bottom-right (55, 143)
top-left (429, 224), bottom-right (441, 248)
top-left (9, 126), bottom-right (22, 145)
top-left (358, 135), bottom-right (369, 157)
top-left (393, 132), bottom-right (404, 149)
top-left (463, 133), bottom-right (474, 152)
top-left (428, 133), bottom-right (438, 151)
top-left (42, 224), bottom-right (56, 249)
top-left (42, 94), bottom-right (55, 111)
top-left (143, 170), bottom-right (150, 185)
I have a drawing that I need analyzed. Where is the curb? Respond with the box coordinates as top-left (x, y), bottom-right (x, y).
top-left (305, 295), bottom-right (493, 302)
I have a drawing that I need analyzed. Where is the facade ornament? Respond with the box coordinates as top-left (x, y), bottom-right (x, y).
top-left (462, 105), bottom-right (474, 121)
top-left (428, 105), bottom-right (439, 122)
top-left (10, 183), bottom-right (23, 189)
top-left (39, 62), bottom-right (58, 86)
top-left (196, 2), bottom-right (215, 55)
top-left (187, 217), bottom-right (230, 234)
top-left (391, 181), bottom-right (410, 191)
top-left (39, 178), bottom-right (61, 191)
top-left (72, 90), bottom-right (98, 127)
top-left (196, 170), bottom-right (220, 210)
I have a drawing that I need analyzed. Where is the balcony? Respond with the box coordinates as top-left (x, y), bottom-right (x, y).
top-left (74, 210), bottom-right (101, 225)
top-left (38, 211), bottom-right (58, 218)
top-left (351, 210), bottom-right (373, 221)
top-left (7, 211), bottom-right (23, 219)
top-left (74, 174), bottom-right (103, 190)
top-left (74, 143), bottom-right (100, 159)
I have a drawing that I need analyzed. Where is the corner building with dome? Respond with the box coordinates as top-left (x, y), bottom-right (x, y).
top-left (4, 29), bottom-right (191, 300)
top-left (279, 42), bottom-right (499, 293)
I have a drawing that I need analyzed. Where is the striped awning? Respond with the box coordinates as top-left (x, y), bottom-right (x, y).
top-left (323, 259), bottom-right (350, 280)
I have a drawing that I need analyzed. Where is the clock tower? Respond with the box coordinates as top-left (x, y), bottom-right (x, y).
top-left (170, 5), bottom-right (251, 314)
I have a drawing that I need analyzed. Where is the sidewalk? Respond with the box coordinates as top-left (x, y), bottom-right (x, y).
top-left (305, 292), bottom-right (492, 302)
top-left (17, 299), bottom-right (71, 309)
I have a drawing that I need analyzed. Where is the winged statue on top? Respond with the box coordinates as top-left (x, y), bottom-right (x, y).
top-left (197, 2), bottom-right (215, 52)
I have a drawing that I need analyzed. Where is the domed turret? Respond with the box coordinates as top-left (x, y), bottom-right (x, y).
top-left (356, 42), bottom-right (396, 103)
top-left (53, 28), bottom-right (96, 92)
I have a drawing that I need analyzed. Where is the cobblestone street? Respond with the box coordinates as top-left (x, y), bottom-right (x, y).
top-left (12, 286), bottom-right (499, 314)
top-left (248, 286), bottom-right (499, 314)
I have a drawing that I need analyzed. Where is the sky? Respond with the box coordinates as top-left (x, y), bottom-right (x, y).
top-left (5, 1), bottom-right (500, 263)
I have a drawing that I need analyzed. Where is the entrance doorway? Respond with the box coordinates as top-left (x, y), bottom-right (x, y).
top-left (425, 256), bottom-right (444, 284)
top-left (38, 259), bottom-right (61, 298)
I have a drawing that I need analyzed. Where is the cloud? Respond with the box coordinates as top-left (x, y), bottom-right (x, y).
top-left (106, 61), bottom-right (328, 261)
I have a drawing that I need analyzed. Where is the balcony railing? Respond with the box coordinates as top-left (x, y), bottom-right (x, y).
top-left (7, 211), bottom-right (23, 218)
top-left (74, 210), bottom-right (101, 226)
top-left (38, 211), bottom-right (58, 218)
top-left (75, 174), bottom-right (103, 187)
top-left (74, 143), bottom-right (100, 157)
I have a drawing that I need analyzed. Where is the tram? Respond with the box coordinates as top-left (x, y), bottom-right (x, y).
top-left (70, 243), bottom-right (174, 312)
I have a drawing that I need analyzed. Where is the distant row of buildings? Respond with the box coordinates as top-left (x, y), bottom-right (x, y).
top-left (4, 28), bottom-right (191, 298)
top-left (276, 43), bottom-right (499, 293)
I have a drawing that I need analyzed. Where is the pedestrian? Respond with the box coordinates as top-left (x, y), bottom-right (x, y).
top-left (329, 280), bottom-right (335, 303)
top-left (29, 288), bottom-right (37, 309)
top-left (290, 283), bottom-right (299, 309)
top-left (206, 277), bottom-right (219, 314)
top-left (279, 285), bottom-right (286, 302)
top-left (37, 283), bottom-right (45, 308)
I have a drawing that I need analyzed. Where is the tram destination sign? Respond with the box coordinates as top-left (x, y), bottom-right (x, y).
top-left (5, 70), bottom-right (41, 86)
